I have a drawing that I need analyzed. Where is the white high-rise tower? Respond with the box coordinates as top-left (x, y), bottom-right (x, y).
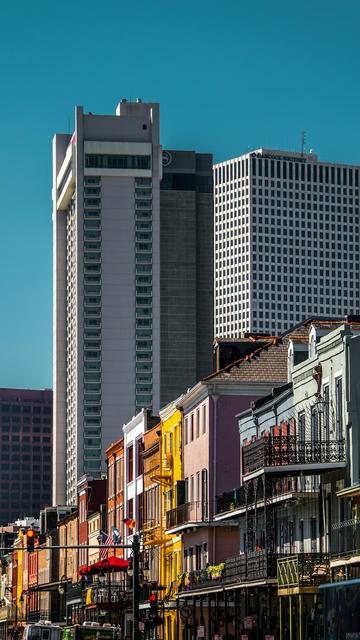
top-left (53, 100), bottom-right (162, 504)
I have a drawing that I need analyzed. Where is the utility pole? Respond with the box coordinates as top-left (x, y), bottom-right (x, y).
top-left (132, 534), bottom-right (140, 640)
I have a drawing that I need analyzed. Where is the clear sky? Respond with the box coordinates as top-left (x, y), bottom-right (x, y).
top-left (0, 0), bottom-right (359, 389)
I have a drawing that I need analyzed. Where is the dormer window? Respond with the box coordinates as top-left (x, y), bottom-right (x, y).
top-left (309, 327), bottom-right (317, 357)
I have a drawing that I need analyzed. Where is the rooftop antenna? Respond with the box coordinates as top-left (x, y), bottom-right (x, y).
top-left (301, 130), bottom-right (306, 157)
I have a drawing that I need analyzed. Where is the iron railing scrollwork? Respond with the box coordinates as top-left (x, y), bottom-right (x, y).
top-left (243, 436), bottom-right (346, 475)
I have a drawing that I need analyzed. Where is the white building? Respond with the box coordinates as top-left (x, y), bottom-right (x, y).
top-left (122, 409), bottom-right (158, 554)
top-left (52, 100), bottom-right (162, 505)
top-left (214, 148), bottom-right (360, 337)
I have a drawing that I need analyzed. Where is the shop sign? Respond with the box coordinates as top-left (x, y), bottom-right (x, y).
top-left (244, 616), bottom-right (254, 629)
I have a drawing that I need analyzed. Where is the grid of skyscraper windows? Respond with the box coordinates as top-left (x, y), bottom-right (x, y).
top-left (134, 178), bottom-right (153, 413)
top-left (214, 150), bottom-right (360, 338)
top-left (83, 177), bottom-right (102, 477)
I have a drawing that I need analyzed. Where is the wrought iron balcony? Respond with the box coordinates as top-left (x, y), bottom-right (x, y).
top-left (85, 582), bottom-right (127, 606)
top-left (331, 518), bottom-right (360, 556)
top-left (216, 477), bottom-right (319, 516)
top-left (178, 551), bottom-right (281, 592)
top-left (166, 501), bottom-right (208, 531)
top-left (242, 435), bottom-right (346, 478)
top-left (277, 554), bottom-right (330, 594)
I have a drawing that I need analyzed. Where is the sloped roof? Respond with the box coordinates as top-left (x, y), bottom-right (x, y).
top-left (205, 318), bottom-right (360, 384)
top-left (205, 337), bottom-right (290, 383)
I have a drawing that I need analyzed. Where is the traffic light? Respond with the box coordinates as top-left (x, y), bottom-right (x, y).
top-left (149, 594), bottom-right (158, 614)
top-left (26, 529), bottom-right (36, 552)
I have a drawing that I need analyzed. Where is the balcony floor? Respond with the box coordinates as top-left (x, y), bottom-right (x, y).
top-left (243, 460), bottom-right (346, 482)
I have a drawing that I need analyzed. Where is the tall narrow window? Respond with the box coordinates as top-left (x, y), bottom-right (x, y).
top-left (202, 405), bottom-right (206, 434)
top-left (335, 377), bottom-right (343, 439)
top-left (195, 545), bottom-right (202, 571)
top-left (137, 493), bottom-right (143, 530)
top-left (137, 440), bottom-right (144, 477)
top-left (311, 406), bottom-right (318, 443)
top-left (323, 385), bottom-right (330, 440)
top-left (299, 520), bottom-right (304, 553)
top-left (201, 469), bottom-right (208, 519)
top-left (127, 445), bottom-right (133, 483)
top-left (196, 471), bottom-right (201, 506)
top-left (196, 409), bottom-right (200, 438)
top-left (298, 412), bottom-right (305, 440)
top-left (310, 517), bottom-right (317, 552)
top-left (190, 475), bottom-right (194, 502)
top-left (127, 497), bottom-right (133, 521)
top-left (184, 419), bottom-right (188, 446)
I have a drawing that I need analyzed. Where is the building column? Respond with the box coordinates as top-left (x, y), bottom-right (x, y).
top-left (299, 594), bottom-right (303, 640)
top-left (224, 590), bottom-right (228, 639)
top-left (207, 595), bottom-right (211, 640)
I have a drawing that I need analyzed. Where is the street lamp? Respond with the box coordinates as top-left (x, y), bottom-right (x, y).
top-left (58, 575), bottom-right (68, 625)
top-left (98, 570), bottom-right (106, 586)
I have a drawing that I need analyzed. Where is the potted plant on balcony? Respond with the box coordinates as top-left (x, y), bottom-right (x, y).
top-left (206, 563), bottom-right (224, 581)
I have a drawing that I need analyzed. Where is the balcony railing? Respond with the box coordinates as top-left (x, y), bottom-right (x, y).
top-left (277, 554), bottom-right (330, 592)
top-left (166, 501), bottom-right (208, 530)
top-left (179, 551), bottom-right (281, 592)
top-left (216, 477), bottom-right (318, 515)
top-left (243, 435), bottom-right (345, 476)
top-left (331, 518), bottom-right (360, 556)
top-left (85, 582), bottom-right (127, 606)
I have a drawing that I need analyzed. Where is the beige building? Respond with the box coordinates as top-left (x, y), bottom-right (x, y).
top-left (88, 512), bottom-right (101, 566)
top-left (58, 511), bottom-right (79, 584)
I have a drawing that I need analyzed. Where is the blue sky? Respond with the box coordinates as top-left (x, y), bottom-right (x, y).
top-left (0, 0), bottom-right (359, 388)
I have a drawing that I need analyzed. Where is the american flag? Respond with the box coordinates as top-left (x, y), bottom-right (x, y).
top-left (99, 531), bottom-right (114, 560)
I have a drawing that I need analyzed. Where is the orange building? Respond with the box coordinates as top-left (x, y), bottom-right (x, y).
top-left (106, 437), bottom-right (124, 553)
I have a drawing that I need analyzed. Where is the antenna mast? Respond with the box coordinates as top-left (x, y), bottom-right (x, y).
top-left (301, 130), bottom-right (306, 157)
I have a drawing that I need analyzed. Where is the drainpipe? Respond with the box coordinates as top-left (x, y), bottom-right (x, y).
top-left (212, 394), bottom-right (219, 563)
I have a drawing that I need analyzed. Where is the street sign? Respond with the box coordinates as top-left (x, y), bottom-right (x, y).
top-left (180, 604), bottom-right (193, 620)
top-left (197, 626), bottom-right (205, 638)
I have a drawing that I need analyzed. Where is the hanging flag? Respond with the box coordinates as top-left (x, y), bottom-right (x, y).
top-left (123, 517), bottom-right (136, 530)
top-left (99, 531), bottom-right (114, 560)
top-left (112, 526), bottom-right (121, 544)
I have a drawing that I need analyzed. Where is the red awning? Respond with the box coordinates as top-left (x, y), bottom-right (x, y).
top-left (79, 556), bottom-right (129, 576)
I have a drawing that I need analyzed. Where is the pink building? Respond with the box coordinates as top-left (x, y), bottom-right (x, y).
top-left (167, 337), bottom-right (290, 572)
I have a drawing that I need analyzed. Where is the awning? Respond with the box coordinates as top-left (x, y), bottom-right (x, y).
top-left (79, 556), bottom-right (129, 575)
top-left (336, 483), bottom-right (360, 498)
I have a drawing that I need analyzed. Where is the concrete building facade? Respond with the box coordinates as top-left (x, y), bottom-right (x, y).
top-left (214, 148), bottom-right (360, 337)
top-left (53, 102), bottom-right (214, 505)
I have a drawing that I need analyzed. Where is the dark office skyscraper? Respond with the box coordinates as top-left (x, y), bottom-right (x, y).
top-left (0, 388), bottom-right (52, 523)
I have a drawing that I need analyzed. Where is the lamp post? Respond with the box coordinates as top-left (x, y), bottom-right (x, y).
top-left (58, 575), bottom-right (68, 624)
top-left (132, 535), bottom-right (140, 640)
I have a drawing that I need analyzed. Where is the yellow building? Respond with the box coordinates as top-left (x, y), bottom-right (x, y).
top-left (159, 399), bottom-right (183, 640)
